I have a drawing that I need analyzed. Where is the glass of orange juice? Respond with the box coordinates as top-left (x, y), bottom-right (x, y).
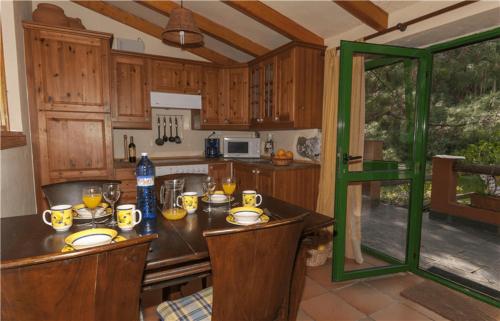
top-left (82, 186), bottom-right (102, 228)
top-left (222, 177), bottom-right (236, 211)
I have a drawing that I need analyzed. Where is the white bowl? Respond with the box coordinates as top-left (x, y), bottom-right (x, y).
top-left (233, 211), bottom-right (261, 223)
top-left (210, 194), bottom-right (228, 202)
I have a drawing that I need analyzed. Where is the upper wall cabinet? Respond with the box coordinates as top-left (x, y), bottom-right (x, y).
top-left (251, 44), bottom-right (325, 130)
top-left (24, 22), bottom-right (111, 113)
top-left (110, 52), bottom-right (151, 129)
top-left (150, 59), bottom-right (202, 94)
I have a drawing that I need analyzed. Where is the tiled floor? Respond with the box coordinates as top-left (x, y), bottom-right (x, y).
top-left (143, 258), bottom-right (499, 321)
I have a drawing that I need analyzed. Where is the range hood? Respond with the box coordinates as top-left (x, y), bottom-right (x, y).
top-left (150, 92), bottom-right (202, 110)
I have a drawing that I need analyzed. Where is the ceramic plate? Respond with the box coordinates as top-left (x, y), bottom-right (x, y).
top-left (73, 203), bottom-right (111, 220)
top-left (61, 234), bottom-right (127, 252)
top-left (64, 228), bottom-right (118, 250)
top-left (226, 214), bottom-right (269, 226)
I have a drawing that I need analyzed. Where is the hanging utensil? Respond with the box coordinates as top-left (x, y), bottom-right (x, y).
top-left (162, 116), bottom-right (168, 142)
top-left (155, 116), bottom-right (164, 146)
top-left (169, 117), bottom-right (175, 143)
top-left (174, 117), bottom-right (182, 144)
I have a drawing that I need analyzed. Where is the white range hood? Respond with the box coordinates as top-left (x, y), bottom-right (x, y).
top-left (150, 92), bottom-right (202, 110)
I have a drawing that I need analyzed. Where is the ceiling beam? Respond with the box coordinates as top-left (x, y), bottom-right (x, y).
top-left (334, 0), bottom-right (388, 31)
top-left (222, 1), bottom-right (323, 46)
top-left (138, 1), bottom-right (269, 57)
top-left (72, 1), bottom-right (237, 65)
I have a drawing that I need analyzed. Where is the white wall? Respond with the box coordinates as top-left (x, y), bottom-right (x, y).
top-left (0, 0), bottom-right (37, 217)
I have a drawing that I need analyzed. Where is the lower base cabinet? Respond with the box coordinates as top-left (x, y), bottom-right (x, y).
top-left (233, 163), bottom-right (319, 211)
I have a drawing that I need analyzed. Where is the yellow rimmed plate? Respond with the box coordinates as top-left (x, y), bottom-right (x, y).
top-left (61, 234), bottom-right (127, 252)
top-left (73, 203), bottom-right (111, 220)
top-left (64, 228), bottom-right (118, 250)
top-left (226, 214), bottom-right (269, 226)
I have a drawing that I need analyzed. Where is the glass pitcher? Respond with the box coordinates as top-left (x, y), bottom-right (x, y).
top-left (160, 179), bottom-right (185, 218)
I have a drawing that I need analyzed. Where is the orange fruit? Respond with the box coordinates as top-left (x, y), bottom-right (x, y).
top-left (277, 149), bottom-right (286, 157)
top-left (285, 151), bottom-right (293, 159)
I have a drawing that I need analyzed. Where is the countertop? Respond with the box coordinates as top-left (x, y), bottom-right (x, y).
top-left (114, 157), bottom-right (320, 171)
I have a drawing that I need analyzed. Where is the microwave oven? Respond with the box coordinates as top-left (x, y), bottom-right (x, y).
top-left (223, 137), bottom-right (261, 158)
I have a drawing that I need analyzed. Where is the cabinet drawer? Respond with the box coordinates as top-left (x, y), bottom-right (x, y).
top-left (119, 190), bottom-right (136, 204)
top-left (115, 168), bottom-right (135, 180)
top-left (120, 179), bottom-right (136, 192)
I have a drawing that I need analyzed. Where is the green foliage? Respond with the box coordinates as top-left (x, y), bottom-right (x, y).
top-left (380, 182), bottom-right (432, 207)
top-left (459, 140), bottom-right (500, 165)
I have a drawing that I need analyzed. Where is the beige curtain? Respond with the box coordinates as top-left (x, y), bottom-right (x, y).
top-left (316, 49), bottom-right (364, 264)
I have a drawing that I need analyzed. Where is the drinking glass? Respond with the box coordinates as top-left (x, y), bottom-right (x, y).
top-left (222, 177), bottom-right (236, 211)
top-left (82, 186), bottom-right (102, 228)
top-left (103, 183), bottom-right (121, 226)
top-left (202, 176), bottom-right (216, 213)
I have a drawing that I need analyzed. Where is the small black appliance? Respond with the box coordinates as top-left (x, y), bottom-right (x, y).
top-left (205, 132), bottom-right (220, 159)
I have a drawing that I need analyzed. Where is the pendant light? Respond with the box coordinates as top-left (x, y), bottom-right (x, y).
top-left (162, 0), bottom-right (203, 47)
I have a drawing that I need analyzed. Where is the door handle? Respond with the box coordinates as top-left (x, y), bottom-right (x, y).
top-left (342, 154), bottom-right (363, 164)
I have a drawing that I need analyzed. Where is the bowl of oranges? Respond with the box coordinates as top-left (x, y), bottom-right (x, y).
top-left (272, 149), bottom-right (294, 166)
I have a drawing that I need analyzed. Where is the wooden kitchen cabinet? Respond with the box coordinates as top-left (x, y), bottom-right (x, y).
top-left (150, 59), bottom-right (202, 94)
top-left (37, 111), bottom-right (113, 184)
top-left (219, 67), bottom-right (249, 126)
top-left (233, 162), bottom-right (319, 211)
top-left (250, 57), bottom-right (278, 126)
top-left (115, 167), bottom-right (136, 204)
top-left (24, 22), bottom-right (111, 113)
top-left (208, 162), bottom-right (232, 187)
top-left (200, 67), bottom-right (220, 126)
top-left (110, 52), bottom-right (151, 129)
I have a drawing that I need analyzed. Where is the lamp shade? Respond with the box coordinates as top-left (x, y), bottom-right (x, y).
top-left (162, 7), bottom-right (203, 47)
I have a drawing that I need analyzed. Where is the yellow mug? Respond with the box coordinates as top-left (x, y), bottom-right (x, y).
top-left (116, 204), bottom-right (142, 231)
top-left (43, 205), bottom-right (73, 232)
top-left (242, 190), bottom-right (263, 207)
top-left (176, 192), bottom-right (198, 214)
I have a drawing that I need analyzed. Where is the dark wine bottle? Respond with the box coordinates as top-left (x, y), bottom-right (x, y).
top-left (128, 136), bottom-right (136, 163)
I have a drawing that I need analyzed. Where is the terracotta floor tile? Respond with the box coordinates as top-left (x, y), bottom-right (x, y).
top-left (364, 273), bottom-right (424, 299)
top-left (301, 292), bottom-right (366, 321)
top-left (297, 308), bottom-right (315, 321)
top-left (370, 302), bottom-right (432, 321)
top-left (335, 282), bottom-right (395, 315)
top-left (302, 276), bottom-right (329, 300)
top-left (345, 258), bottom-right (378, 271)
top-left (307, 261), bottom-right (358, 290)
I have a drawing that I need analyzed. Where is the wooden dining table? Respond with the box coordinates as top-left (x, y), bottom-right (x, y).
top-left (1, 194), bottom-right (333, 319)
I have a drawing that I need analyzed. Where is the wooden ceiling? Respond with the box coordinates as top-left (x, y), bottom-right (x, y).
top-left (70, 1), bottom-right (419, 64)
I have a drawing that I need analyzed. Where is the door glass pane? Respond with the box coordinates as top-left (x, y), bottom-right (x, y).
top-left (347, 54), bottom-right (418, 172)
top-left (344, 180), bottom-right (410, 272)
top-left (421, 38), bottom-right (500, 299)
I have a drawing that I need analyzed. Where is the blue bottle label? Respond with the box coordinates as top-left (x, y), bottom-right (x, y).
top-left (137, 176), bottom-right (154, 187)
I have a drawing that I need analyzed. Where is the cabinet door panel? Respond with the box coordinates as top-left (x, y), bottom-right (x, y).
top-left (233, 164), bottom-right (255, 191)
top-left (208, 163), bottom-right (231, 187)
top-left (226, 68), bottom-right (249, 125)
top-left (38, 111), bottom-right (113, 183)
top-left (256, 169), bottom-right (274, 196)
top-left (111, 54), bottom-right (150, 128)
top-left (183, 64), bottom-right (202, 94)
top-left (33, 30), bottom-right (110, 112)
top-left (151, 60), bottom-right (184, 93)
top-left (276, 49), bottom-right (295, 123)
top-left (201, 67), bottom-right (220, 125)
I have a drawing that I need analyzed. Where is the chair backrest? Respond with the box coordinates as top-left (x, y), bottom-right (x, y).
top-left (42, 179), bottom-right (122, 207)
top-left (203, 215), bottom-right (305, 321)
top-left (155, 174), bottom-right (208, 204)
top-left (1, 234), bottom-right (157, 321)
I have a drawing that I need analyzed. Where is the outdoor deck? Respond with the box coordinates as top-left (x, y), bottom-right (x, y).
top-left (359, 201), bottom-right (499, 299)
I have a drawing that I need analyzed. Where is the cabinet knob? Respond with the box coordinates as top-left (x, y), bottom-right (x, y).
top-left (203, 119), bottom-right (207, 123)
top-left (224, 119), bottom-right (229, 124)
top-left (274, 116), bottom-right (279, 121)
top-left (252, 169), bottom-right (256, 174)
top-left (256, 170), bottom-right (260, 174)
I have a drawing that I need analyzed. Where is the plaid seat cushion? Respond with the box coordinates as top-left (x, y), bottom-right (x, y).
top-left (157, 286), bottom-right (212, 321)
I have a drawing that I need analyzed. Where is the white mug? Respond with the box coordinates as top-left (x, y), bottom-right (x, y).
top-left (242, 190), bottom-right (263, 207)
top-left (116, 204), bottom-right (142, 231)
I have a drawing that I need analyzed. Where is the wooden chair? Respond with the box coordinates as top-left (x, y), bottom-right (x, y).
top-left (157, 215), bottom-right (306, 321)
top-left (1, 234), bottom-right (157, 321)
top-left (155, 174), bottom-right (208, 205)
top-left (42, 179), bottom-right (121, 207)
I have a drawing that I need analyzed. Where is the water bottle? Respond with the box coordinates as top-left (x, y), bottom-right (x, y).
top-left (136, 153), bottom-right (157, 219)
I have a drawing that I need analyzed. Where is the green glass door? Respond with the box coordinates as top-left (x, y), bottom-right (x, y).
top-left (333, 41), bottom-right (432, 281)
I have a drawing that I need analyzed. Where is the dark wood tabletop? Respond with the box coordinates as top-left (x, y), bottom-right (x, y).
top-left (1, 195), bottom-right (333, 284)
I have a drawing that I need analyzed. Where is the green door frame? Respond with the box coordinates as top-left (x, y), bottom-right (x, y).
top-left (333, 27), bottom-right (500, 307)
top-left (332, 40), bottom-right (433, 281)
